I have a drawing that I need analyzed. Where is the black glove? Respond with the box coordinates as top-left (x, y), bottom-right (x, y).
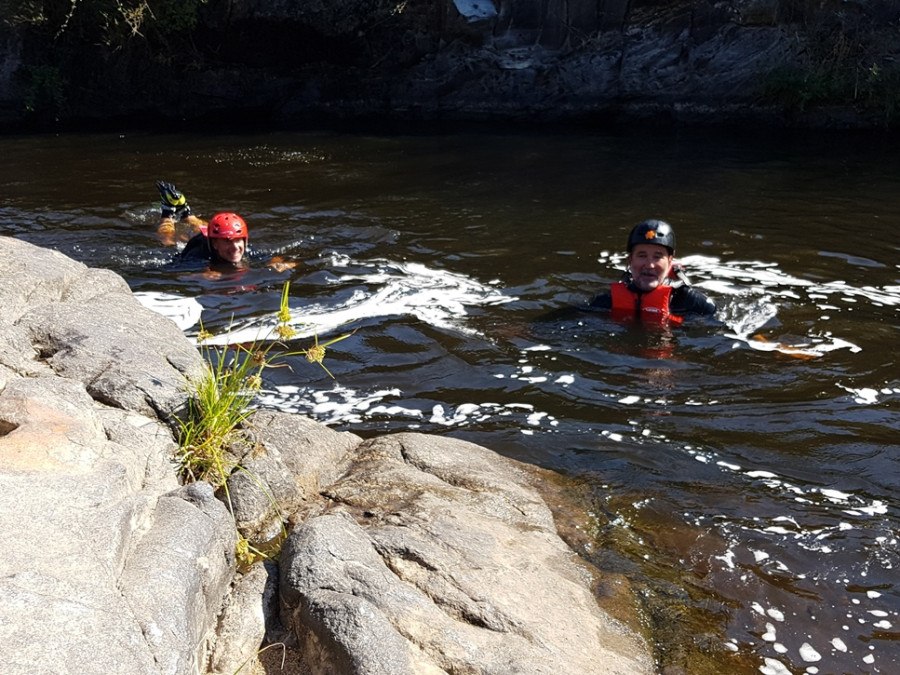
top-left (156, 180), bottom-right (192, 219)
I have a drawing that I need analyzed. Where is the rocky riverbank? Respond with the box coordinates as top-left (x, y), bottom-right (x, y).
top-left (0, 235), bottom-right (653, 674)
top-left (0, 0), bottom-right (898, 131)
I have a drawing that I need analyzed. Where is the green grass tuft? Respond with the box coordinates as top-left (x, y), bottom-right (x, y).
top-left (176, 281), bottom-right (355, 566)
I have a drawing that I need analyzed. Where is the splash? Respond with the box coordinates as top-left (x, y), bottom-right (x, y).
top-left (679, 255), bottom-right (867, 357)
top-left (134, 291), bottom-right (203, 331)
top-left (136, 254), bottom-right (515, 344)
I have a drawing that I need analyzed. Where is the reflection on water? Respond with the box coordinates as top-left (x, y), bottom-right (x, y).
top-left (2, 127), bottom-right (899, 674)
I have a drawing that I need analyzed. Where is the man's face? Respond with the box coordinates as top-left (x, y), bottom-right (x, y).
top-left (210, 237), bottom-right (246, 265)
top-left (628, 243), bottom-right (673, 292)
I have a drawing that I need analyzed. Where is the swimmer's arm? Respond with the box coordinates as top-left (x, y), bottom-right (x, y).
top-left (266, 255), bottom-right (298, 273)
top-left (678, 286), bottom-right (717, 315)
top-left (157, 214), bottom-right (207, 246)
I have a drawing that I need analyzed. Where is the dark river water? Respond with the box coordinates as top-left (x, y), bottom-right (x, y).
top-left (2, 125), bottom-right (899, 674)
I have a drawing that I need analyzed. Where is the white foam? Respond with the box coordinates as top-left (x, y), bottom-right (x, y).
top-left (820, 489), bottom-right (852, 502)
top-left (855, 500), bottom-right (888, 516)
top-left (836, 384), bottom-right (880, 404)
top-left (526, 412), bottom-right (547, 426)
top-left (767, 608), bottom-right (785, 622)
top-left (746, 471), bottom-right (779, 479)
top-left (201, 256), bottom-right (515, 345)
top-left (760, 657), bottom-right (792, 675)
top-left (134, 291), bottom-right (203, 331)
top-left (798, 643), bottom-right (821, 662)
top-left (682, 255), bottom-right (899, 357)
top-left (368, 405), bottom-right (423, 417)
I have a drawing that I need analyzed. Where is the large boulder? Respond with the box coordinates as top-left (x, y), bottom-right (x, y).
top-left (0, 237), bottom-right (204, 419)
top-left (0, 236), bottom-right (233, 675)
top-left (279, 432), bottom-right (652, 675)
top-left (208, 561), bottom-right (280, 675)
top-left (0, 377), bottom-right (235, 675)
top-left (119, 482), bottom-right (237, 675)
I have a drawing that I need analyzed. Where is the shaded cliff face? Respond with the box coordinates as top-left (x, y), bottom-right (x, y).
top-left (1, 0), bottom-right (898, 129)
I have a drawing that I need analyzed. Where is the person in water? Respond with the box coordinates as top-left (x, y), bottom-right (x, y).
top-left (588, 219), bottom-right (716, 323)
top-left (155, 180), bottom-right (294, 272)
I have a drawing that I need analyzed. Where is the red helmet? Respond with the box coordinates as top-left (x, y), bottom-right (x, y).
top-left (207, 212), bottom-right (248, 240)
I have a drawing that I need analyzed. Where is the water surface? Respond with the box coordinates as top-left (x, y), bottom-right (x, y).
top-left (2, 126), bottom-right (898, 674)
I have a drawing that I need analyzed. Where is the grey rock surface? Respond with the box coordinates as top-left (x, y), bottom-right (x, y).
top-left (228, 409), bottom-right (362, 541)
top-left (0, 236), bottom-right (653, 674)
top-left (279, 432), bottom-right (653, 675)
top-left (208, 562), bottom-right (280, 675)
top-left (0, 237), bottom-right (233, 675)
top-left (120, 482), bottom-right (236, 675)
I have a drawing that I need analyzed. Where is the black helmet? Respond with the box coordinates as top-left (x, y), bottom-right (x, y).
top-left (626, 219), bottom-right (676, 255)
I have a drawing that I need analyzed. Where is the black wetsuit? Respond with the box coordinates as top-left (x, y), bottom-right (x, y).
top-left (181, 232), bottom-right (215, 262)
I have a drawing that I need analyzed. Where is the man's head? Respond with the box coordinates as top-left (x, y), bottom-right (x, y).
top-left (626, 219), bottom-right (676, 292)
top-left (207, 212), bottom-right (247, 265)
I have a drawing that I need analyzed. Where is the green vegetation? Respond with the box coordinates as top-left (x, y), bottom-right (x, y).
top-left (2, 0), bottom-right (209, 118)
top-left (21, 64), bottom-right (65, 116)
top-left (0, 0), bottom-right (206, 42)
top-left (177, 282), bottom-right (353, 567)
top-left (761, 3), bottom-right (900, 123)
top-left (763, 57), bottom-right (900, 121)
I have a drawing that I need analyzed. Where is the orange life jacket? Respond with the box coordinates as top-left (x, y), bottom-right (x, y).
top-left (609, 282), bottom-right (684, 325)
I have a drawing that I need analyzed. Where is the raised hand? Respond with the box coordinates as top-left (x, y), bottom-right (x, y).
top-left (156, 180), bottom-right (192, 219)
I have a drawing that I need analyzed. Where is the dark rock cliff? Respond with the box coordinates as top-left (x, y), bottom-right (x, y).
top-left (1, 0), bottom-right (898, 130)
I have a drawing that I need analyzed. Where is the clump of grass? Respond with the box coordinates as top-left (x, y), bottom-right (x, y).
top-left (176, 282), bottom-right (354, 565)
